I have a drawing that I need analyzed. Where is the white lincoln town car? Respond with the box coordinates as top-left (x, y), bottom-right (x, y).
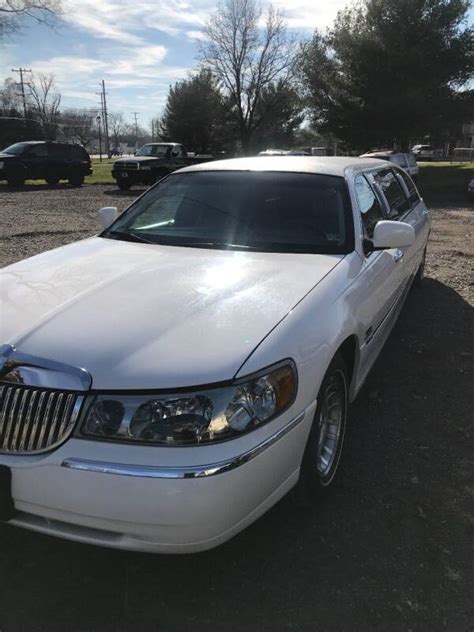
top-left (0, 157), bottom-right (430, 553)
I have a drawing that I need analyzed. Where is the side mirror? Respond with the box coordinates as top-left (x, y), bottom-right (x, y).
top-left (97, 206), bottom-right (118, 229)
top-left (372, 220), bottom-right (415, 250)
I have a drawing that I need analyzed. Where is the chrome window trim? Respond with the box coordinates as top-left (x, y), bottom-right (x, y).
top-left (61, 410), bottom-right (307, 479)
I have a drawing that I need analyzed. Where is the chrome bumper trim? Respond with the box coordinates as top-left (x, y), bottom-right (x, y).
top-left (61, 411), bottom-right (307, 479)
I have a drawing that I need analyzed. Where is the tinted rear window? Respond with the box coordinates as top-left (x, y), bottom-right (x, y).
top-left (374, 168), bottom-right (410, 218)
top-left (397, 169), bottom-right (420, 205)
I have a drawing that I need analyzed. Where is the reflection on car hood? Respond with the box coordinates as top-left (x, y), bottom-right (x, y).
top-left (114, 156), bottom-right (165, 164)
top-left (0, 237), bottom-right (343, 389)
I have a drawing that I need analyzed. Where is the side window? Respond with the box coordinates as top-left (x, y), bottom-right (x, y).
top-left (373, 168), bottom-right (410, 218)
top-left (68, 145), bottom-right (85, 160)
top-left (354, 174), bottom-right (384, 238)
top-left (49, 145), bottom-right (67, 159)
top-left (397, 169), bottom-right (420, 205)
top-left (171, 146), bottom-right (183, 158)
top-left (27, 144), bottom-right (48, 158)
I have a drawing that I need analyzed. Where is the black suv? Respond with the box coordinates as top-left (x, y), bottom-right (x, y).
top-left (0, 141), bottom-right (92, 187)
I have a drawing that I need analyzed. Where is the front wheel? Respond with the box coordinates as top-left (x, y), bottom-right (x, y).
top-left (69, 174), bottom-right (84, 187)
top-left (7, 175), bottom-right (25, 187)
top-left (46, 177), bottom-right (60, 186)
top-left (117, 179), bottom-right (131, 190)
top-left (297, 354), bottom-right (348, 500)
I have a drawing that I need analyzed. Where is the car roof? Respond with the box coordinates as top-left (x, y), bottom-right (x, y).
top-left (360, 151), bottom-right (393, 158)
top-left (178, 156), bottom-right (388, 177)
top-left (14, 140), bottom-right (45, 145)
top-left (13, 141), bottom-right (81, 146)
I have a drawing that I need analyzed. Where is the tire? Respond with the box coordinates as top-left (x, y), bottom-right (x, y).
top-left (69, 174), bottom-right (84, 187)
top-left (117, 179), bottom-right (131, 190)
top-left (6, 175), bottom-right (25, 187)
top-left (46, 177), bottom-right (60, 186)
top-left (413, 248), bottom-right (426, 288)
top-left (296, 354), bottom-right (348, 502)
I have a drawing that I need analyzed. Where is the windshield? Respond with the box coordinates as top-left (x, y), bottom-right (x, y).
top-left (104, 171), bottom-right (354, 254)
top-left (2, 143), bottom-right (29, 155)
top-left (137, 144), bottom-right (169, 157)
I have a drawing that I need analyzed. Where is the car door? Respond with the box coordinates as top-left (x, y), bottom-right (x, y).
top-left (393, 167), bottom-right (430, 280)
top-left (46, 144), bottom-right (67, 179)
top-left (24, 144), bottom-right (48, 179)
top-left (353, 171), bottom-right (410, 380)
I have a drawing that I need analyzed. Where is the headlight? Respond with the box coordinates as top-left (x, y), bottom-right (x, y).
top-left (79, 362), bottom-right (296, 446)
top-left (140, 165), bottom-right (151, 170)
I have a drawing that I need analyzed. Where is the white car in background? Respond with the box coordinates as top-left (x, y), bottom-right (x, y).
top-left (468, 178), bottom-right (474, 201)
top-left (0, 157), bottom-right (430, 553)
top-left (360, 151), bottom-right (419, 181)
top-left (411, 144), bottom-right (435, 161)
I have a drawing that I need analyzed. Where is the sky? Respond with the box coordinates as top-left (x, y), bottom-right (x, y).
top-left (0, 0), bottom-right (351, 126)
top-left (1, 0), bottom-right (473, 128)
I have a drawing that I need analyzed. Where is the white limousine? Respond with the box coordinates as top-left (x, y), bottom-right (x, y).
top-left (0, 157), bottom-right (430, 553)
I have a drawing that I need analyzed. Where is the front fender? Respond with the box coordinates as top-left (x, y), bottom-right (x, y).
top-left (236, 252), bottom-right (363, 411)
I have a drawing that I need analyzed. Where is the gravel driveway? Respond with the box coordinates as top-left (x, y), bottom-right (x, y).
top-left (0, 183), bottom-right (472, 631)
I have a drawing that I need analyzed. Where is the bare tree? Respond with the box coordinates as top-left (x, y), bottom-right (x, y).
top-left (0, 77), bottom-right (21, 112)
top-left (0, 0), bottom-right (61, 37)
top-left (108, 111), bottom-right (126, 150)
top-left (60, 108), bottom-right (98, 148)
top-left (28, 73), bottom-right (61, 139)
top-left (199, 0), bottom-right (295, 153)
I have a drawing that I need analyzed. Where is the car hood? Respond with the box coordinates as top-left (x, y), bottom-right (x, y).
top-left (0, 153), bottom-right (16, 159)
top-left (0, 238), bottom-right (343, 390)
top-left (114, 156), bottom-right (165, 164)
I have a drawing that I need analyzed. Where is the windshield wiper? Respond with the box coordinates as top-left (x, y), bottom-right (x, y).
top-left (172, 240), bottom-right (260, 251)
top-left (105, 230), bottom-right (154, 244)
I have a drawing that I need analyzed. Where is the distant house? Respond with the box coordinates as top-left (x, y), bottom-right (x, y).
top-left (457, 121), bottom-right (474, 148)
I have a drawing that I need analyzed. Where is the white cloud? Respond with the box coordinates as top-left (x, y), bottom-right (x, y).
top-left (186, 30), bottom-right (208, 41)
top-left (108, 45), bottom-right (168, 76)
top-left (59, 0), bottom-right (347, 48)
top-left (4, 0), bottom-right (350, 122)
top-left (270, 0), bottom-right (348, 31)
top-left (62, 0), bottom-right (210, 41)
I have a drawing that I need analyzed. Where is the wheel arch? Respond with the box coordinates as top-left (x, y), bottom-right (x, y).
top-left (335, 334), bottom-right (360, 401)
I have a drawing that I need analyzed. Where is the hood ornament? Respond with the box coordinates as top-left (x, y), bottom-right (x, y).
top-left (0, 344), bottom-right (92, 391)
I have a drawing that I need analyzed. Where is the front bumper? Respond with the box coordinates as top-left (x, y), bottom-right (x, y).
top-left (1, 403), bottom-right (315, 553)
top-left (112, 169), bottom-right (155, 184)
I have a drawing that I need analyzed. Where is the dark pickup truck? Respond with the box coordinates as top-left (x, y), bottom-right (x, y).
top-left (112, 143), bottom-right (213, 190)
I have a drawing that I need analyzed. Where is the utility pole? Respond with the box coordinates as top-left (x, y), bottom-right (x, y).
top-left (151, 119), bottom-right (154, 142)
top-left (133, 112), bottom-right (139, 150)
top-left (11, 67), bottom-right (31, 119)
top-left (101, 80), bottom-right (110, 158)
top-left (96, 115), bottom-right (102, 162)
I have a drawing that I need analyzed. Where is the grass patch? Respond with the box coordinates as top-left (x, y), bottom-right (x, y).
top-left (418, 161), bottom-right (473, 193)
top-left (86, 159), bottom-right (116, 185)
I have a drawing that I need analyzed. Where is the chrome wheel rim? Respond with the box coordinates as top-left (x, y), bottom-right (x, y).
top-left (316, 370), bottom-right (346, 480)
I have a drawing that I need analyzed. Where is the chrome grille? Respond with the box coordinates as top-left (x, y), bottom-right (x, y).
top-left (0, 384), bottom-right (84, 454)
top-left (117, 162), bottom-right (139, 170)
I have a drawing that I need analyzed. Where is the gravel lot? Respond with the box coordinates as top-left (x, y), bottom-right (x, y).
top-left (0, 183), bottom-right (472, 631)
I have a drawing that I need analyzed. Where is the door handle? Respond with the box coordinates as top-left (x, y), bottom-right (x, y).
top-left (393, 249), bottom-right (404, 263)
